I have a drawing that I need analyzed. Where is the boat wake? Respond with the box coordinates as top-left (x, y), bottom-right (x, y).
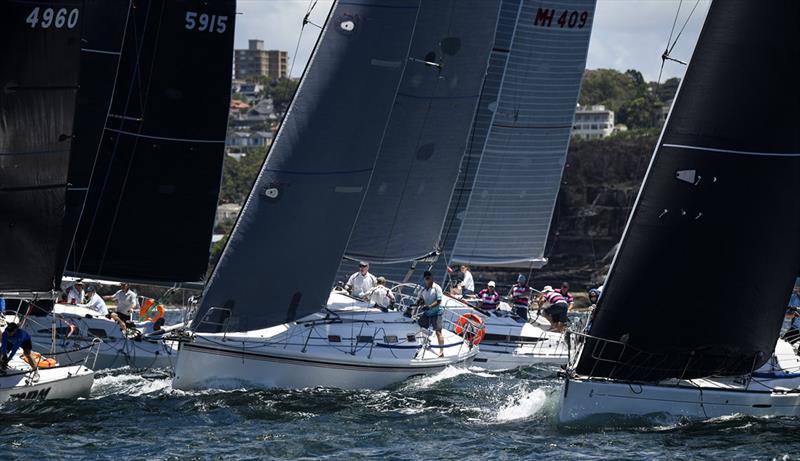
top-left (494, 387), bottom-right (549, 422)
top-left (401, 365), bottom-right (495, 390)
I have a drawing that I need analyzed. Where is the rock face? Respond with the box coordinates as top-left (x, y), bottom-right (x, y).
top-left (474, 132), bottom-right (657, 292)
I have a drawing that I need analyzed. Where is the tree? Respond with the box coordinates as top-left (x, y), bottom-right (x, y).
top-left (257, 78), bottom-right (299, 115)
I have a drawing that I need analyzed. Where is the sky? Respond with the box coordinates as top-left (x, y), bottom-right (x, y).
top-left (234, 0), bottom-right (711, 82)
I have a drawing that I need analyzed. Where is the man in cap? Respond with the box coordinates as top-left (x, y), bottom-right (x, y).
top-left (66, 280), bottom-right (85, 305)
top-left (508, 274), bottom-right (533, 321)
top-left (416, 271), bottom-right (445, 357)
top-left (0, 322), bottom-right (36, 375)
top-left (345, 261), bottom-right (377, 297)
top-left (80, 286), bottom-right (109, 316)
top-left (104, 282), bottom-right (138, 333)
top-left (476, 281), bottom-right (500, 312)
top-left (364, 276), bottom-right (395, 311)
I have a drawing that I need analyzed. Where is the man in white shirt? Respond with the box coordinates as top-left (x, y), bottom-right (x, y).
top-left (460, 265), bottom-right (474, 295)
top-left (346, 261), bottom-right (377, 297)
top-left (103, 282), bottom-right (138, 332)
top-left (416, 271), bottom-right (444, 357)
top-left (80, 286), bottom-right (109, 316)
top-left (65, 281), bottom-right (85, 305)
top-left (364, 276), bottom-right (395, 310)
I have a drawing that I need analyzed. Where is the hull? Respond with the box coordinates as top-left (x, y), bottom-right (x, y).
top-left (9, 306), bottom-right (176, 370)
top-left (175, 293), bottom-right (478, 390)
top-left (559, 376), bottom-right (800, 423)
top-left (0, 365), bottom-right (94, 403)
top-left (474, 343), bottom-right (568, 371)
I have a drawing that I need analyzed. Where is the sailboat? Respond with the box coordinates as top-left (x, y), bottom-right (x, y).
top-left (172, 0), bottom-right (505, 390)
top-left (338, 0), bottom-right (597, 371)
top-left (7, 0), bottom-right (236, 371)
top-left (559, 0), bottom-right (800, 422)
top-left (0, 0), bottom-right (94, 400)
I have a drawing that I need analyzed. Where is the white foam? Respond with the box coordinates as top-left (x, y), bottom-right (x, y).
top-left (494, 388), bottom-right (548, 422)
top-left (404, 365), bottom-right (496, 390)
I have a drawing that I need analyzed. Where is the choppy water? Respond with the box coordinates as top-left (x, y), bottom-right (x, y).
top-left (2, 362), bottom-right (800, 461)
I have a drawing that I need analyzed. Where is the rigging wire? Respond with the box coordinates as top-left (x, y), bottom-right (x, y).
top-left (656, 0), bottom-right (701, 86)
top-left (288, 0), bottom-right (320, 79)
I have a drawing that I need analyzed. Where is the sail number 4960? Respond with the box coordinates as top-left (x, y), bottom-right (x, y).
top-left (185, 11), bottom-right (228, 33)
top-left (26, 7), bottom-right (79, 29)
top-left (534, 8), bottom-right (589, 28)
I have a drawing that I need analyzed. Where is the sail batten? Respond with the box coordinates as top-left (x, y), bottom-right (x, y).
top-left (575, 0), bottom-right (800, 381)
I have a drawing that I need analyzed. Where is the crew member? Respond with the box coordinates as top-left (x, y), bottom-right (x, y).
top-left (80, 286), bottom-right (109, 316)
top-left (416, 271), bottom-right (444, 357)
top-left (509, 274), bottom-right (533, 320)
top-left (345, 261), bottom-right (377, 297)
top-left (477, 281), bottom-right (500, 311)
top-left (104, 282), bottom-right (138, 333)
top-left (0, 322), bottom-right (37, 374)
top-left (460, 265), bottom-right (475, 296)
top-left (558, 282), bottom-right (574, 309)
top-left (66, 280), bottom-right (85, 305)
top-left (364, 276), bottom-right (395, 311)
top-left (588, 288), bottom-right (600, 308)
top-left (538, 286), bottom-right (569, 332)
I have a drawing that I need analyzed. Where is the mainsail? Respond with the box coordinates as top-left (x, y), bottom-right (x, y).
top-left (65, 0), bottom-right (235, 283)
top-left (575, 0), bottom-right (800, 381)
top-left (193, 0), bottom-right (422, 333)
top-left (449, 0), bottom-right (596, 268)
top-left (58, 0), bottom-right (131, 278)
top-left (342, 0), bottom-right (502, 265)
top-left (0, 0), bottom-right (82, 291)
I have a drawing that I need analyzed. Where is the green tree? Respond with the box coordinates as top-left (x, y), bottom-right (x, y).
top-left (257, 78), bottom-right (299, 115)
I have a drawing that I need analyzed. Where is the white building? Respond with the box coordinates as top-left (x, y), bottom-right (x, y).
top-left (215, 203), bottom-right (241, 225)
top-left (572, 105), bottom-right (615, 140)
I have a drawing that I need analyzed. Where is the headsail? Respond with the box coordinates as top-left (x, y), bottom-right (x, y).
top-left (0, 0), bottom-right (82, 292)
top-left (65, 0), bottom-right (235, 283)
top-left (342, 0), bottom-right (502, 265)
top-left (193, 0), bottom-right (422, 333)
top-left (449, 0), bottom-right (596, 268)
top-left (575, 0), bottom-right (800, 381)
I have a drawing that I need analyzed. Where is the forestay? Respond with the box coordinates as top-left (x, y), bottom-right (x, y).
top-left (576, 1), bottom-right (800, 381)
top-left (0, 0), bottom-right (82, 292)
top-left (193, 0), bottom-right (421, 333)
top-left (58, 0), bottom-right (131, 279)
top-left (65, 0), bottom-right (235, 283)
top-left (343, 0), bottom-right (501, 265)
top-left (450, 0), bottom-right (596, 268)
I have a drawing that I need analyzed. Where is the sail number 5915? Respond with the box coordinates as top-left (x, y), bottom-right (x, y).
top-left (185, 11), bottom-right (228, 33)
top-left (26, 7), bottom-right (80, 29)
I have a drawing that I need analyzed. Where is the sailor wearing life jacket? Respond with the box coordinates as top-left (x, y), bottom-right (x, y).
top-left (476, 281), bottom-right (500, 311)
top-left (538, 285), bottom-right (569, 332)
top-left (508, 274), bottom-right (533, 321)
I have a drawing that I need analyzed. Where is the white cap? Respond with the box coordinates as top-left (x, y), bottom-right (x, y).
top-left (542, 285), bottom-right (554, 293)
top-left (488, 281), bottom-right (496, 287)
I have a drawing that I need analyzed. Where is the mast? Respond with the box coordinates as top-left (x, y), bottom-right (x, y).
top-left (0, 0), bottom-right (82, 292)
top-left (575, 0), bottom-right (800, 381)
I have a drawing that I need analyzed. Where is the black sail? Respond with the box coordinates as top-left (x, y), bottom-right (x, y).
top-left (65, 0), bottom-right (236, 283)
top-left (575, 0), bottom-right (800, 381)
top-left (193, 0), bottom-right (421, 333)
top-left (0, 0), bottom-right (82, 291)
top-left (58, 0), bottom-right (130, 278)
top-left (342, 0), bottom-right (502, 264)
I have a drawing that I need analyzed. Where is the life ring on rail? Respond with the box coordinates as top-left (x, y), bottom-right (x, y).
top-left (454, 313), bottom-right (485, 345)
top-left (23, 351), bottom-right (58, 368)
top-left (140, 298), bottom-right (165, 322)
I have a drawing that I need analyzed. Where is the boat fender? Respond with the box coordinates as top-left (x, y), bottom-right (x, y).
top-left (454, 313), bottom-right (485, 345)
top-left (23, 351), bottom-right (58, 368)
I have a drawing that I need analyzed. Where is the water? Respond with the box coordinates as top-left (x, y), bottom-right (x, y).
top-left (2, 363), bottom-right (799, 461)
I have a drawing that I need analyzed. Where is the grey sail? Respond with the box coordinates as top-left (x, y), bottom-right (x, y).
top-left (449, 1), bottom-right (596, 268)
top-left (193, 0), bottom-right (421, 333)
top-left (342, 0), bottom-right (502, 265)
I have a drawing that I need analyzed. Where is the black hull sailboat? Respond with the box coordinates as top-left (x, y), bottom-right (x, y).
top-left (559, 0), bottom-right (800, 422)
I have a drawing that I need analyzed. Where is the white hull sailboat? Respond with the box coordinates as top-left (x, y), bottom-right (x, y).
top-left (173, 292), bottom-right (477, 390)
top-left (560, 339), bottom-right (800, 422)
top-left (0, 364), bottom-right (94, 403)
top-left (6, 304), bottom-right (176, 370)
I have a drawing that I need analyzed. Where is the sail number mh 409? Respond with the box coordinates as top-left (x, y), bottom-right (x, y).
top-left (26, 7), bottom-right (79, 29)
top-left (185, 11), bottom-right (228, 34)
top-left (534, 8), bottom-right (589, 28)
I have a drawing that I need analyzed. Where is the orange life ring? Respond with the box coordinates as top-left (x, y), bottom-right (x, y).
top-left (454, 313), bottom-right (485, 345)
top-left (140, 298), bottom-right (165, 322)
top-left (23, 351), bottom-right (58, 368)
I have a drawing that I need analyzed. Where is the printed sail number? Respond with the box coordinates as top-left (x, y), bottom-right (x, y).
top-left (26, 7), bottom-right (79, 29)
top-left (185, 11), bottom-right (228, 34)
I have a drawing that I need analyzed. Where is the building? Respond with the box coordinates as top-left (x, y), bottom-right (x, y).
top-left (572, 105), bottom-right (615, 140)
top-left (234, 40), bottom-right (288, 80)
top-left (215, 203), bottom-right (242, 225)
top-left (225, 130), bottom-right (273, 149)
